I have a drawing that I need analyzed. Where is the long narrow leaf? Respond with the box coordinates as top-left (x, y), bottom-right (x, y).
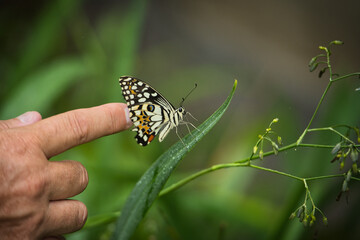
top-left (112, 80), bottom-right (238, 240)
top-left (0, 57), bottom-right (87, 119)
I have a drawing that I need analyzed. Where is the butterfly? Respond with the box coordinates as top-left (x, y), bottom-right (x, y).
top-left (119, 76), bottom-right (196, 146)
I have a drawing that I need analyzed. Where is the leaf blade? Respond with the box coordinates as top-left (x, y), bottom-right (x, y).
top-left (112, 80), bottom-right (238, 240)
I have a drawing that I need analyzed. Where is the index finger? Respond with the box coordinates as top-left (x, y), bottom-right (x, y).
top-left (31, 103), bottom-right (132, 158)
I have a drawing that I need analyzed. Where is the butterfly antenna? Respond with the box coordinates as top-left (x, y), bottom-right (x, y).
top-left (180, 83), bottom-right (198, 107)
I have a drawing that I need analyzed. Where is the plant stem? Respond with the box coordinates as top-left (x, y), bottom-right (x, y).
top-left (331, 72), bottom-right (360, 82)
top-left (307, 127), bottom-right (355, 144)
top-left (249, 164), bottom-right (303, 181)
top-left (297, 46), bottom-right (334, 145)
top-left (159, 162), bottom-right (248, 196)
top-left (159, 144), bottom-right (360, 197)
top-left (296, 81), bottom-right (332, 145)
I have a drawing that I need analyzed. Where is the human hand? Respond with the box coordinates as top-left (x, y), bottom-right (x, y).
top-left (0, 103), bottom-right (132, 240)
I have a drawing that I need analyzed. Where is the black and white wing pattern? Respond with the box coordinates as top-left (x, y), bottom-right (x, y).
top-left (119, 76), bottom-right (185, 146)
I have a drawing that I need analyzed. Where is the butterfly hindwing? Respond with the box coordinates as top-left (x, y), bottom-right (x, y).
top-left (119, 76), bottom-right (178, 146)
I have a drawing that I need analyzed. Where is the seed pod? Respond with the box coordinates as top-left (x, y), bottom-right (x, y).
top-left (259, 150), bottom-right (264, 160)
top-left (253, 146), bottom-right (258, 154)
top-left (272, 142), bottom-right (279, 155)
top-left (340, 160), bottom-right (345, 170)
top-left (297, 206), bottom-right (304, 219)
top-left (350, 148), bottom-right (358, 162)
top-left (342, 180), bottom-right (348, 192)
top-left (330, 40), bottom-right (344, 45)
top-left (352, 163), bottom-right (358, 174)
top-left (346, 170), bottom-right (352, 182)
top-left (331, 142), bottom-right (341, 155)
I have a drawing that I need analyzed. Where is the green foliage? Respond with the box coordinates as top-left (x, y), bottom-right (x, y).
top-left (154, 41), bottom-right (360, 237)
top-left (2, 0), bottom-right (360, 239)
top-left (112, 80), bottom-right (236, 240)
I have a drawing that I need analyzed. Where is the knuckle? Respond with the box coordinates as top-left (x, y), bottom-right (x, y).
top-left (65, 111), bottom-right (89, 144)
top-left (0, 130), bottom-right (32, 156)
top-left (24, 173), bottom-right (47, 199)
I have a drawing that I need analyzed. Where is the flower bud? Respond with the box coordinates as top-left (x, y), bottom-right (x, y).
top-left (346, 170), bottom-right (352, 182)
top-left (323, 216), bottom-right (328, 226)
top-left (352, 163), bottom-right (358, 174)
top-left (342, 180), bottom-right (348, 192)
top-left (331, 143), bottom-right (341, 155)
top-left (340, 161), bottom-right (345, 170)
top-left (259, 150), bottom-right (264, 160)
top-left (253, 146), bottom-right (258, 154)
top-left (350, 148), bottom-right (358, 162)
top-left (330, 40), bottom-right (344, 45)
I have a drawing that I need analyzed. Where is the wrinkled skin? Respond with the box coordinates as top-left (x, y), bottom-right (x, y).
top-left (0, 103), bottom-right (132, 240)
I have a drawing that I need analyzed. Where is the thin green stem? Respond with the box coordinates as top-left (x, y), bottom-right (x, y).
top-left (242, 142), bottom-right (354, 164)
top-left (307, 127), bottom-right (355, 144)
top-left (305, 174), bottom-right (345, 181)
top-left (297, 82), bottom-right (332, 145)
top-left (297, 47), bottom-right (333, 145)
top-left (331, 72), bottom-right (360, 82)
top-left (159, 162), bottom-right (248, 196)
top-left (303, 179), bottom-right (315, 211)
top-left (159, 144), bottom-right (360, 197)
top-left (249, 164), bottom-right (303, 181)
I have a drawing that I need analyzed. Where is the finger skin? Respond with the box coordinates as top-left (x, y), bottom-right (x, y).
top-left (46, 160), bottom-right (89, 200)
top-left (0, 103), bottom-right (130, 239)
top-left (39, 200), bottom-right (87, 238)
top-left (31, 103), bottom-right (131, 158)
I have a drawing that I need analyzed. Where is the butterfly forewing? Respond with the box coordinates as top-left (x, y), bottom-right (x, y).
top-left (119, 76), bottom-right (180, 146)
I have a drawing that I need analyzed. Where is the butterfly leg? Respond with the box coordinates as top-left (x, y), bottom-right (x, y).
top-left (175, 126), bottom-right (186, 146)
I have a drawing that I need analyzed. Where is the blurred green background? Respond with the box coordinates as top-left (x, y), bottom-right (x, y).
top-left (1, 0), bottom-right (360, 239)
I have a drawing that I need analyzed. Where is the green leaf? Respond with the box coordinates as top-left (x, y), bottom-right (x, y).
top-left (8, 0), bottom-right (82, 83)
top-left (111, 80), bottom-right (237, 240)
top-left (0, 57), bottom-right (87, 119)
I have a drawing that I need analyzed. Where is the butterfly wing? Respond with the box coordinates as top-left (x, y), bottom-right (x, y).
top-left (119, 76), bottom-right (176, 146)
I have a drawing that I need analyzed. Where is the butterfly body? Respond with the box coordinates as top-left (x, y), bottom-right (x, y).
top-left (119, 76), bottom-right (186, 146)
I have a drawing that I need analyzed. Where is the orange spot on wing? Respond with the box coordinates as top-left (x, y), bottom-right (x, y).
top-left (138, 122), bottom-right (150, 132)
top-left (148, 134), bottom-right (155, 143)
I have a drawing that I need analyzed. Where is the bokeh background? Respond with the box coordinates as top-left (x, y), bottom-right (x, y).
top-left (1, 0), bottom-right (360, 239)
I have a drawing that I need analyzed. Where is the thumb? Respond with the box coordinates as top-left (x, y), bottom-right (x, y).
top-left (0, 111), bottom-right (42, 130)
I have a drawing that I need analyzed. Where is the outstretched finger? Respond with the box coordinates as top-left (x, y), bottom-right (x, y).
top-left (30, 103), bottom-right (132, 158)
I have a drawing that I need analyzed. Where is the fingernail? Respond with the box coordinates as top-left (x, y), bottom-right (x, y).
top-left (17, 111), bottom-right (42, 125)
top-left (124, 107), bottom-right (133, 128)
